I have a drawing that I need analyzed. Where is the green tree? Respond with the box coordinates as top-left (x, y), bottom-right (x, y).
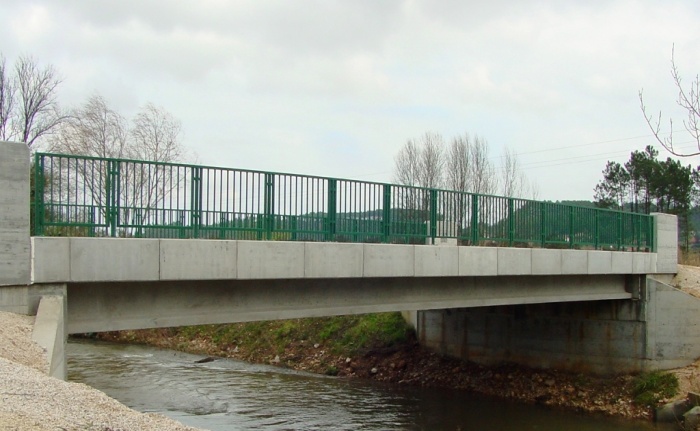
top-left (594, 161), bottom-right (630, 210)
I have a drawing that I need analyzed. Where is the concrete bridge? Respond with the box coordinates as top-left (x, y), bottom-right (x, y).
top-left (1, 141), bottom-right (698, 381)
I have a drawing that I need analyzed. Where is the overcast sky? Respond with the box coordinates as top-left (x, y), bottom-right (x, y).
top-left (2, 0), bottom-right (700, 201)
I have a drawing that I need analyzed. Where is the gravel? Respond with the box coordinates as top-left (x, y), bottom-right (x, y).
top-left (0, 311), bottom-right (203, 431)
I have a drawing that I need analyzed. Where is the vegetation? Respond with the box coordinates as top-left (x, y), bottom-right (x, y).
top-left (121, 313), bottom-right (414, 361)
top-left (593, 145), bottom-right (698, 249)
top-left (631, 371), bottom-right (679, 406)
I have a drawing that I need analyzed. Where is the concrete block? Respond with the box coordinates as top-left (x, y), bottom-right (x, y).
top-left (532, 249), bottom-right (562, 275)
top-left (363, 244), bottom-right (414, 277)
top-left (70, 238), bottom-right (160, 282)
top-left (632, 253), bottom-right (650, 274)
top-left (304, 242), bottom-right (363, 278)
top-left (237, 241), bottom-right (305, 279)
top-left (0, 141), bottom-right (30, 286)
top-left (160, 239), bottom-right (237, 280)
top-left (459, 247), bottom-right (497, 276)
top-left (0, 285), bottom-right (28, 314)
top-left (31, 237), bottom-right (70, 283)
top-left (415, 245), bottom-right (458, 276)
top-left (561, 250), bottom-right (588, 274)
top-left (32, 295), bottom-right (66, 379)
top-left (611, 252), bottom-right (634, 274)
top-left (587, 251), bottom-right (612, 274)
top-left (497, 248), bottom-right (531, 275)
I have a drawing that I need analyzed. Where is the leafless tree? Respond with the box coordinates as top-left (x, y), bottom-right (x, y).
top-left (0, 54), bottom-right (15, 141)
top-left (13, 55), bottom-right (64, 147)
top-left (47, 97), bottom-right (189, 229)
top-left (49, 95), bottom-right (128, 158)
top-left (640, 46), bottom-right (700, 157)
top-left (393, 132), bottom-right (445, 215)
top-left (469, 135), bottom-right (497, 196)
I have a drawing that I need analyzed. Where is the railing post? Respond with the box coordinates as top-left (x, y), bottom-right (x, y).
top-left (107, 159), bottom-right (120, 237)
top-left (594, 210), bottom-right (600, 250)
top-left (507, 198), bottom-right (515, 247)
top-left (190, 166), bottom-right (203, 238)
top-left (264, 173), bottom-right (275, 240)
top-left (540, 202), bottom-right (546, 248)
top-left (568, 206), bottom-right (574, 249)
top-left (326, 178), bottom-right (337, 241)
top-left (617, 212), bottom-right (623, 250)
top-left (33, 153), bottom-right (45, 236)
top-left (429, 189), bottom-right (437, 244)
top-left (382, 184), bottom-right (391, 243)
top-left (471, 194), bottom-right (479, 245)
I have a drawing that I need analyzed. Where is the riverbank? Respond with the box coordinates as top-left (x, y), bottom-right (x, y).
top-left (0, 311), bottom-right (202, 431)
top-left (95, 265), bottom-right (700, 424)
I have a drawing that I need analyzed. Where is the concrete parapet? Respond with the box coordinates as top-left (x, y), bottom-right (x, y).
top-left (415, 245), bottom-right (458, 276)
top-left (363, 243), bottom-right (414, 277)
top-left (160, 239), bottom-right (237, 280)
top-left (458, 247), bottom-right (497, 276)
top-left (238, 240), bottom-right (305, 279)
top-left (652, 213), bottom-right (678, 274)
top-left (532, 249), bottom-right (562, 275)
top-left (26, 237), bottom-right (662, 284)
top-left (497, 248), bottom-right (531, 275)
top-left (31, 294), bottom-right (66, 379)
top-left (0, 141), bottom-right (30, 286)
top-left (31, 237), bottom-right (70, 282)
top-left (305, 242), bottom-right (363, 278)
top-left (70, 237), bottom-right (160, 282)
top-left (588, 251), bottom-right (613, 274)
top-left (561, 249), bottom-right (588, 274)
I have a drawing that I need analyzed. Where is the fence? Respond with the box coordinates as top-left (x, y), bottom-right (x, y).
top-left (32, 152), bottom-right (655, 251)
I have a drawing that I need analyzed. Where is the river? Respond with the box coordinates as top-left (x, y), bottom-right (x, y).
top-left (67, 340), bottom-right (671, 431)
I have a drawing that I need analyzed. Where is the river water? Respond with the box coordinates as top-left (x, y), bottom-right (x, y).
top-left (67, 340), bottom-right (671, 431)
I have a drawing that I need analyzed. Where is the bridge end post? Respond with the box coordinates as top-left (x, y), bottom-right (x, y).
top-left (0, 141), bottom-right (30, 288)
top-left (651, 213), bottom-right (678, 275)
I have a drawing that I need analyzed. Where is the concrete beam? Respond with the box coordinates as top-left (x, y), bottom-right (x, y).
top-left (65, 275), bottom-right (631, 333)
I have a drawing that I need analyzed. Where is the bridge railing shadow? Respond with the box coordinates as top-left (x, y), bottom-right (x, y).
top-left (32, 152), bottom-right (654, 252)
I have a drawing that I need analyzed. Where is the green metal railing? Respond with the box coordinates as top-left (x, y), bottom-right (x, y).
top-left (32, 152), bottom-right (655, 251)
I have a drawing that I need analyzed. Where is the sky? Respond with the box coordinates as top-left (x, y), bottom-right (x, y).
top-left (1, 0), bottom-right (700, 202)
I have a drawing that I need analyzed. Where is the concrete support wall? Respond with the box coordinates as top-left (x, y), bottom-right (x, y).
top-left (417, 277), bottom-right (700, 374)
top-left (418, 297), bottom-right (648, 375)
top-left (32, 294), bottom-right (67, 379)
top-left (653, 212), bottom-right (678, 274)
top-left (645, 278), bottom-right (700, 369)
top-left (0, 141), bottom-right (30, 286)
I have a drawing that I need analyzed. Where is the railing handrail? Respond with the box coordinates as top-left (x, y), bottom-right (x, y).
top-left (32, 152), bottom-right (655, 251)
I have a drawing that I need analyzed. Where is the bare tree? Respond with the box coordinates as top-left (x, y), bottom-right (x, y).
top-left (445, 134), bottom-right (471, 193)
top-left (49, 94), bottom-right (128, 158)
top-left (640, 46), bottom-right (700, 157)
top-left (47, 96), bottom-right (189, 230)
top-left (393, 132), bottom-right (444, 188)
top-left (469, 135), bottom-right (497, 196)
top-left (129, 102), bottom-right (185, 163)
top-left (0, 54), bottom-right (15, 141)
top-left (13, 54), bottom-right (64, 147)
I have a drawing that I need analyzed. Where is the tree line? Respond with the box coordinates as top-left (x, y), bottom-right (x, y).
top-left (0, 53), bottom-right (189, 163)
top-left (392, 131), bottom-right (538, 199)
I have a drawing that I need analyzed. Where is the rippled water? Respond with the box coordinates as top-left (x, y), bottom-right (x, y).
top-left (67, 340), bottom-right (670, 431)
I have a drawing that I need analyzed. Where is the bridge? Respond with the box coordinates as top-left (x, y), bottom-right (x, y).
top-left (1, 141), bottom-right (696, 381)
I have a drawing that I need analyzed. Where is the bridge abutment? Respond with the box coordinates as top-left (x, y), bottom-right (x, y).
top-left (415, 276), bottom-right (700, 375)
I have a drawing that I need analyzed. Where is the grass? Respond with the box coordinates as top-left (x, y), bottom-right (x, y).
top-left (161, 312), bottom-right (415, 358)
top-left (631, 371), bottom-right (679, 406)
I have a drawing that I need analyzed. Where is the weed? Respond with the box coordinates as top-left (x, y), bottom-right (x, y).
top-left (632, 371), bottom-right (679, 406)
